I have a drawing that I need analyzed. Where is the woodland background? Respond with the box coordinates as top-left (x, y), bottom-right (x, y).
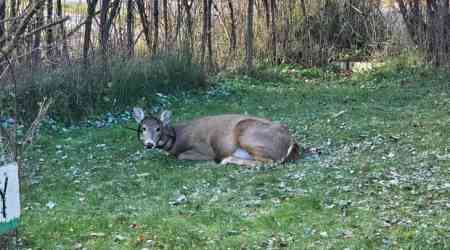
top-left (0, 0), bottom-right (449, 122)
top-left (0, 1), bottom-right (449, 249)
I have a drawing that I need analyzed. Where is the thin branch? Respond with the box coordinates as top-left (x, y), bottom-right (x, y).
top-left (66, 9), bottom-right (103, 37)
top-left (14, 17), bottom-right (70, 42)
top-left (0, 0), bottom-right (46, 57)
top-left (22, 97), bottom-right (53, 147)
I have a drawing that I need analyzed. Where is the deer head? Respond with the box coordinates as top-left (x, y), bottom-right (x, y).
top-left (133, 107), bottom-right (174, 149)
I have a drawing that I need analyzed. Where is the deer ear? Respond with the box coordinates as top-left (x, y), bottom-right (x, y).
top-left (160, 110), bottom-right (172, 127)
top-left (133, 107), bottom-right (145, 123)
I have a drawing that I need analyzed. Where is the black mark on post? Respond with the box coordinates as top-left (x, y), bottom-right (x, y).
top-left (0, 175), bottom-right (8, 218)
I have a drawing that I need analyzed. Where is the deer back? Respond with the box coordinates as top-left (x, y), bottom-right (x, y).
top-left (171, 115), bottom-right (296, 162)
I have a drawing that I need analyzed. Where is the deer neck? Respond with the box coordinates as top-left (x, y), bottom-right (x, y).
top-left (156, 126), bottom-right (176, 152)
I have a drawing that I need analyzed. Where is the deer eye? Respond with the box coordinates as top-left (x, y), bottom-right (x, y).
top-left (142, 127), bottom-right (146, 131)
top-left (156, 127), bottom-right (161, 132)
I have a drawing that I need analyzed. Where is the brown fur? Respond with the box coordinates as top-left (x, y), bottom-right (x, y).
top-left (139, 114), bottom-right (299, 166)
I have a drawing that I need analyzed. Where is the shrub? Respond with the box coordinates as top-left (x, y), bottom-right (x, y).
top-left (6, 54), bottom-right (207, 124)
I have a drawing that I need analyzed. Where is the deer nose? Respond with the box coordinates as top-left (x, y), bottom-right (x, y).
top-left (145, 142), bottom-right (155, 149)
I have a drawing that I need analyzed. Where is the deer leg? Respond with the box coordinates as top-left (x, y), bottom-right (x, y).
top-left (177, 150), bottom-right (214, 161)
top-left (220, 156), bottom-right (261, 167)
top-left (253, 155), bottom-right (274, 164)
top-left (238, 145), bottom-right (275, 164)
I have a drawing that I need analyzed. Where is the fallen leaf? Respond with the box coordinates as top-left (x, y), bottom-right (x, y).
top-left (137, 173), bottom-right (150, 178)
top-left (114, 234), bottom-right (127, 241)
top-left (46, 201), bottom-right (56, 209)
top-left (89, 232), bottom-right (106, 238)
top-left (169, 194), bottom-right (188, 206)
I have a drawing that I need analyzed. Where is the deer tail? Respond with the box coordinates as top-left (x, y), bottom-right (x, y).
top-left (281, 142), bottom-right (300, 163)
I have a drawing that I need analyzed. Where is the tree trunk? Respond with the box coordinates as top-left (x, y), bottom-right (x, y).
top-left (442, 0), bottom-right (448, 61)
top-left (428, 0), bottom-right (448, 66)
top-left (396, 0), bottom-right (421, 44)
top-left (182, 0), bottom-right (193, 55)
top-left (396, 0), bottom-right (450, 67)
top-left (245, 0), bottom-right (254, 71)
top-left (46, 0), bottom-right (54, 59)
top-left (173, 0), bottom-right (181, 47)
top-left (282, 0), bottom-right (293, 59)
top-left (127, 0), bottom-right (134, 57)
top-left (100, 0), bottom-right (110, 65)
top-left (163, 0), bottom-right (169, 51)
top-left (56, 0), bottom-right (69, 62)
top-left (99, 0), bottom-right (120, 72)
top-left (0, 0), bottom-right (5, 73)
top-left (426, 0), bottom-right (435, 63)
top-left (32, 3), bottom-right (44, 66)
top-left (227, 0), bottom-right (236, 54)
top-left (83, 0), bottom-right (98, 66)
top-left (0, 0), bottom-right (5, 49)
top-left (206, 0), bottom-right (213, 71)
top-left (201, 0), bottom-right (208, 66)
top-left (10, 0), bottom-right (18, 34)
top-left (262, 0), bottom-right (271, 53)
top-left (136, 0), bottom-right (152, 53)
top-left (270, 0), bottom-right (277, 63)
top-left (152, 0), bottom-right (159, 55)
top-left (299, 0), bottom-right (306, 16)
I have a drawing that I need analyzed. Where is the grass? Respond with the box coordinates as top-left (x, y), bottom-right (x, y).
top-left (5, 54), bottom-right (206, 124)
top-left (19, 62), bottom-right (450, 249)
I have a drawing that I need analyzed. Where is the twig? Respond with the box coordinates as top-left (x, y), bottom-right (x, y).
top-left (0, 17), bottom-right (71, 46)
top-left (22, 97), bottom-right (53, 148)
top-left (0, 63), bottom-right (10, 80)
top-left (350, 4), bottom-right (363, 15)
top-left (0, 14), bottom-right (25, 25)
top-left (20, 17), bottom-right (70, 41)
top-left (0, 0), bottom-right (46, 58)
top-left (332, 110), bottom-right (346, 119)
top-left (66, 9), bottom-right (104, 38)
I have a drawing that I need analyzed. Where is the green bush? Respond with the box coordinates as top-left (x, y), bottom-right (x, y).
top-left (109, 54), bottom-right (207, 109)
top-left (9, 54), bottom-right (207, 123)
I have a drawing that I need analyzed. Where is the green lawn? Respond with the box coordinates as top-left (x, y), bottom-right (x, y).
top-left (20, 63), bottom-right (450, 249)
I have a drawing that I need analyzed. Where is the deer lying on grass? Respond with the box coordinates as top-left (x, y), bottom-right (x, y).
top-left (133, 107), bottom-right (300, 167)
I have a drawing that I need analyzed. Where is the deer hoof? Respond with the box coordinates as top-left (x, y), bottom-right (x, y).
top-left (220, 157), bottom-right (232, 165)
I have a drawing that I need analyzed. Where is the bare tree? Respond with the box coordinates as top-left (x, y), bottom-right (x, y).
top-left (201, 0), bottom-right (208, 66)
top-left (270, 0), bottom-right (277, 63)
top-left (126, 0), bottom-right (134, 57)
top-left (282, 0), bottom-right (293, 57)
top-left (173, 0), bottom-right (182, 48)
top-left (227, 0), bottom-right (237, 54)
top-left (56, 0), bottom-right (69, 61)
top-left (83, 0), bottom-right (99, 66)
top-left (1, 0), bottom-right (46, 58)
top-left (182, 0), bottom-right (193, 55)
top-left (0, 0), bottom-right (5, 49)
top-left (136, 0), bottom-right (152, 52)
top-left (99, 0), bottom-right (121, 71)
top-left (206, 0), bottom-right (213, 71)
top-left (32, 2), bottom-right (45, 66)
top-left (246, 0), bottom-right (255, 70)
top-left (9, 0), bottom-right (18, 34)
top-left (46, 0), bottom-right (54, 59)
top-left (396, 0), bottom-right (424, 45)
top-left (163, 0), bottom-right (169, 50)
top-left (396, 0), bottom-right (450, 66)
top-left (2, 0), bottom-right (428, 74)
top-left (152, 0), bottom-right (159, 55)
top-left (262, 0), bottom-right (271, 52)
top-left (299, 0), bottom-right (306, 16)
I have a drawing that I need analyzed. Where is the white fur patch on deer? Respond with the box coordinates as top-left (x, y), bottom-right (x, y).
top-left (132, 107), bottom-right (300, 167)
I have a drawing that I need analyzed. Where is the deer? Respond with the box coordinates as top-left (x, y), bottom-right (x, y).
top-left (132, 107), bottom-right (300, 167)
